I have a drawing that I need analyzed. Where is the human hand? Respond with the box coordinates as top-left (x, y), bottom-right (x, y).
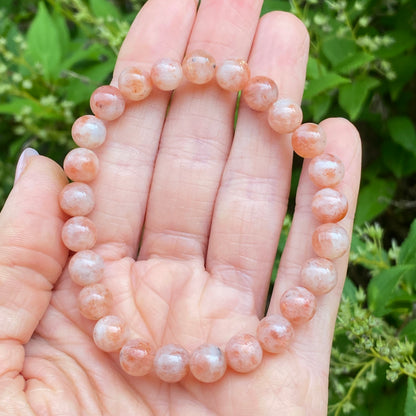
top-left (0, 0), bottom-right (361, 415)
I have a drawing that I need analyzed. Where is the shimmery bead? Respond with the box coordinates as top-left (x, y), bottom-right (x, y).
top-left (291, 122), bottom-right (326, 158)
top-left (68, 250), bottom-right (104, 286)
top-left (119, 339), bottom-right (155, 376)
top-left (225, 334), bottom-right (263, 373)
top-left (311, 188), bottom-right (348, 223)
top-left (182, 50), bottom-right (216, 85)
top-left (59, 182), bottom-right (95, 217)
top-left (216, 59), bottom-right (250, 92)
top-left (118, 66), bottom-right (152, 101)
top-left (308, 153), bottom-right (345, 188)
top-left (90, 85), bottom-right (125, 121)
top-left (243, 76), bottom-right (279, 111)
top-left (71, 115), bottom-right (107, 149)
top-left (61, 216), bottom-right (97, 252)
top-left (189, 344), bottom-right (227, 383)
top-left (268, 99), bottom-right (303, 134)
top-left (280, 287), bottom-right (316, 325)
top-left (63, 148), bottom-right (99, 183)
top-left (93, 315), bottom-right (128, 352)
top-left (154, 344), bottom-right (189, 383)
top-left (78, 283), bottom-right (112, 320)
top-left (300, 257), bottom-right (337, 295)
top-left (150, 58), bottom-right (183, 91)
top-left (312, 223), bottom-right (350, 259)
top-left (256, 315), bottom-right (294, 353)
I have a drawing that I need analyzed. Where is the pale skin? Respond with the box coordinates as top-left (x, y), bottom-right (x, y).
top-left (0, 0), bottom-right (362, 415)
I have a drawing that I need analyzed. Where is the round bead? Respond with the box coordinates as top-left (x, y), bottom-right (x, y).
top-left (216, 59), bottom-right (250, 92)
top-left (63, 148), bottom-right (99, 183)
top-left (308, 153), bottom-right (345, 188)
top-left (93, 315), bottom-right (128, 352)
top-left (154, 344), bottom-right (189, 383)
top-left (280, 287), bottom-right (316, 325)
top-left (225, 334), bottom-right (263, 373)
top-left (61, 216), bottom-right (97, 252)
top-left (268, 99), bottom-right (303, 134)
top-left (243, 75), bottom-right (279, 111)
top-left (300, 257), bottom-right (338, 295)
top-left (150, 58), bottom-right (183, 91)
top-left (78, 283), bottom-right (112, 320)
top-left (256, 315), bottom-right (294, 353)
top-left (291, 122), bottom-right (326, 158)
top-left (119, 339), bottom-right (155, 376)
top-left (68, 250), bottom-right (104, 286)
top-left (71, 115), bottom-right (107, 149)
top-left (312, 223), bottom-right (350, 259)
top-left (118, 66), bottom-right (152, 101)
top-left (311, 188), bottom-right (348, 223)
top-left (189, 344), bottom-right (227, 383)
top-left (59, 182), bottom-right (95, 217)
top-left (182, 50), bottom-right (216, 85)
top-left (90, 85), bottom-right (125, 121)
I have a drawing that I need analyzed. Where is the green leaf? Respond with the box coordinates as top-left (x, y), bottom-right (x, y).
top-left (261, 0), bottom-right (292, 14)
top-left (382, 140), bottom-right (416, 178)
top-left (89, 0), bottom-right (121, 19)
top-left (0, 98), bottom-right (47, 117)
top-left (400, 319), bottom-right (416, 343)
top-left (368, 265), bottom-right (414, 316)
top-left (322, 37), bottom-right (357, 67)
top-left (303, 72), bottom-right (350, 100)
top-left (376, 30), bottom-right (416, 59)
top-left (25, 2), bottom-right (62, 81)
top-left (310, 93), bottom-right (332, 122)
top-left (52, 8), bottom-right (70, 53)
top-left (342, 277), bottom-right (358, 302)
top-left (306, 57), bottom-right (323, 80)
top-left (405, 378), bottom-right (416, 416)
top-left (335, 51), bottom-right (375, 75)
top-left (338, 77), bottom-right (380, 120)
top-left (399, 219), bottom-right (416, 265)
top-left (387, 117), bottom-right (416, 158)
top-left (354, 178), bottom-right (396, 225)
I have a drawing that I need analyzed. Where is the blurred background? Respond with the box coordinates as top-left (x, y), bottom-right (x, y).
top-left (1, 0), bottom-right (415, 414)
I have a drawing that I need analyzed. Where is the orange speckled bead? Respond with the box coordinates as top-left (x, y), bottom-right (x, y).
top-left (90, 85), bottom-right (125, 121)
top-left (216, 59), bottom-right (250, 92)
top-left (311, 188), bottom-right (348, 223)
top-left (225, 334), bottom-right (263, 373)
top-left (268, 99), bottom-right (303, 134)
top-left (61, 216), bottom-right (97, 252)
top-left (256, 315), bottom-right (294, 353)
top-left (63, 148), bottom-right (99, 183)
top-left (190, 344), bottom-right (227, 383)
top-left (154, 344), bottom-right (189, 383)
top-left (312, 223), bottom-right (350, 260)
top-left (291, 122), bottom-right (326, 158)
top-left (280, 287), bottom-right (316, 325)
top-left (71, 115), bottom-right (107, 149)
top-left (78, 283), bottom-right (112, 320)
top-left (119, 339), bottom-right (155, 376)
top-left (118, 66), bottom-right (152, 101)
top-left (182, 50), bottom-right (216, 85)
top-left (308, 153), bottom-right (345, 188)
top-left (93, 315), bottom-right (128, 352)
top-left (68, 250), bottom-right (104, 286)
top-left (243, 75), bottom-right (278, 111)
top-left (300, 257), bottom-right (338, 295)
top-left (151, 58), bottom-right (183, 91)
top-left (59, 182), bottom-right (95, 217)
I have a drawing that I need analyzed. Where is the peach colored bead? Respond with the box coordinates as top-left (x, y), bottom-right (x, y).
top-left (182, 50), bottom-right (216, 85)
top-left (312, 223), bottom-right (350, 259)
top-left (59, 182), bottom-right (95, 217)
top-left (268, 99), bottom-right (303, 134)
top-left (151, 58), bottom-right (183, 91)
top-left (68, 250), bottom-right (104, 286)
top-left (189, 344), bottom-right (226, 383)
top-left (154, 344), bottom-right (189, 383)
top-left (61, 216), bottom-right (97, 252)
top-left (291, 122), bottom-right (326, 158)
top-left (78, 283), bottom-right (112, 320)
top-left (63, 148), bottom-right (99, 183)
top-left (256, 315), bottom-right (294, 353)
top-left (90, 85), bottom-right (125, 121)
top-left (118, 66), bottom-right (152, 101)
top-left (280, 287), bottom-right (316, 325)
top-left (311, 188), bottom-right (348, 223)
top-left (225, 334), bottom-right (263, 373)
top-left (93, 315), bottom-right (128, 352)
top-left (71, 115), bottom-right (107, 149)
top-left (300, 257), bottom-right (338, 295)
top-left (243, 75), bottom-right (279, 111)
top-left (119, 339), bottom-right (155, 376)
top-left (308, 153), bottom-right (345, 188)
top-left (216, 59), bottom-right (250, 92)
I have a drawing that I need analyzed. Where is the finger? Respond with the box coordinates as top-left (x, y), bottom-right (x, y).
top-left (89, 0), bottom-right (197, 258)
top-left (139, 0), bottom-right (263, 260)
top-left (0, 155), bottom-right (67, 381)
top-left (269, 118), bottom-right (361, 356)
top-left (206, 12), bottom-right (309, 315)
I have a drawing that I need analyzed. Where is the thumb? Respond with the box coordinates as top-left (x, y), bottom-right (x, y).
top-left (0, 149), bottom-right (68, 378)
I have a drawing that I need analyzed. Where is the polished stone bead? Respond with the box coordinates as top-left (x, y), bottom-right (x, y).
top-left (93, 315), bottom-right (128, 352)
top-left (119, 338), bottom-right (155, 376)
top-left (280, 287), bottom-right (317, 325)
top-left (300, 257), bottom-right (338, 295)
top-left (268, 99), bottom-right (303, 134)
top-left (68, 250), bottom-right (104, 286)
top-left (182, 50), bottom-right (216, 85)
top-left (71, 115), bottom-right (107, 149)
top-left (216, 59), bottom-right (250, 92)
top-left (189, 343), bottom-right (227, 383)
top-left (311, 188), bottom-right (348, 223)
top-left (151, 58), bottom-right (183, 91)
top-left (256, 315), bottom-right (294, 353)
top-left (225, 333), bottom-right (263, 373)
top-left (308, 153), bottom-right (345, 188)
top-left (154, 344), bottom-right (189, 383)
top-left (243, 75), bottom-right (278, 111)
top-left (78, 283), bottom-right (112, 320)
top-left (90, 85), bottom-right (125, 121)
top-left (312, 223), bottom-right (350, 259)
top-left (118, 66), bottom-right (153, 101)
top-left (59, 182), bottom-right (95, 217)
top-left (291, 122), bottom-right (326, 158)
top-left (63, 148), bottom-right (99, 183)
top-left (61, 216), bottom-right (97, 252)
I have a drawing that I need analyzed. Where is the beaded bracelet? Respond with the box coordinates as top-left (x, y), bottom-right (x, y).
top-left (59, 50), bottom-right (349, 383)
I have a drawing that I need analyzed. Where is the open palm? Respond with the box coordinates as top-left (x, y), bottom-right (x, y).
top-left (0, 0), bottom-right (361, 415)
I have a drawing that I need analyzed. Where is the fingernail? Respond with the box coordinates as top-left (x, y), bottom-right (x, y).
top-left (14, 147), bottom-right (39, 184)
